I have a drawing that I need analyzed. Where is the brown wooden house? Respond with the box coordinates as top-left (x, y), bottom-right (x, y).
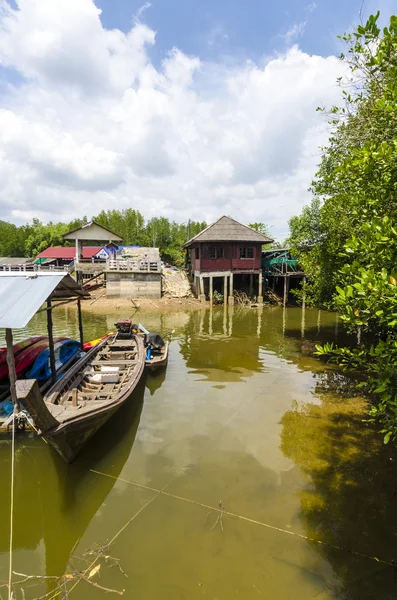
top-left (184, 216), bottom-right (273, 304)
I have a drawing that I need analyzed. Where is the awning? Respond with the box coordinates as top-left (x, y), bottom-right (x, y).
top-left (0, 272), bottom-right (89, 329)
top-left (33, 257), bottom-right (55, 265)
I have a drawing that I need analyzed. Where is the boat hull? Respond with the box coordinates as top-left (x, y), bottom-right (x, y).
top-left (146, 342), bottom-right (169, 373)
top-left (17, 334), bottom-right (146, 462)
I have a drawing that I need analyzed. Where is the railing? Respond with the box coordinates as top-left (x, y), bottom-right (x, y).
top-left (106, 259), bottom-right (161, 273)
top-left (0, 261), bottom-right (75, 273)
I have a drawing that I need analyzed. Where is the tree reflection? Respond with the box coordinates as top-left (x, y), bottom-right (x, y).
top-left (281, 370), bottom-right (397, 600)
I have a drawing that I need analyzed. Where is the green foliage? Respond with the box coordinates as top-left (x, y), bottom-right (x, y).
top-left (248, 222), bottom-right (281, 248)
top-left (0, 209), bottom-right (207, 265)
top-left (212, 290), bottom-right (224, 305)
top-left (289, 13), bottom-right (397, 443)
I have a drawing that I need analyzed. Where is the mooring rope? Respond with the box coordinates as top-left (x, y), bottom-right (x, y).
top-left (8, 410), bottom-right (16, 600)
top-left (90, 468), bottom-right (396, 569)
top-left (60, 474), bottom-right (179, 599)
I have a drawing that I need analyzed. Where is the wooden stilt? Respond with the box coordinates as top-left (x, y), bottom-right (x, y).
top-left (224, 275), bottom-right (228, 306)
top-left (283, 276), bottom-right (287, 306)
top-left (6, 328), bottom-right (18, 408)
top-left (77, 298), bottom-right (84, 350)
top-left (47, 298), bottom-right (57, 384)
top-left (209, 275), bottom-right (213, 305)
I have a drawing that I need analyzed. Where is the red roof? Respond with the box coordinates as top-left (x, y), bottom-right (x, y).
top-left (36, 246), bottom-right (103, 260)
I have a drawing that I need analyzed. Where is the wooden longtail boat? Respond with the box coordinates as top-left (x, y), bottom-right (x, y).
top-left (18, 321), bottom-right (145, 462)
top-left (146, 341), bottom-right (169, 372)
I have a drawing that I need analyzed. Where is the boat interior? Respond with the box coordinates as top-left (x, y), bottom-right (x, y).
top-left (46, 334), bottom-right (141, 422)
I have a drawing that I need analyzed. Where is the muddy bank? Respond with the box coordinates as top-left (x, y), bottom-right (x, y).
top-left (80, 293), bottom-right (205, 314)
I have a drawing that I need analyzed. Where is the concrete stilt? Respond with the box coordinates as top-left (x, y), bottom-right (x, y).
top-left (209, 275), bottom-right (213, 305)
top-left (224, 275), bottom-right (228, 306)
top-left (258, 272), bottom-right (263, 304)
top-left (228, 272), bottom-right (234, 305)
top-left (199, 275), bottom-right (206, 303)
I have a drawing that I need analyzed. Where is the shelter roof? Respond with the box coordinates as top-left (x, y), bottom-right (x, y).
top-left (63, 220), bottom-right (123, 242)
top-left (36, 247), bottom-right (103, 260)
top-left (184, 216), bottom-right (273, 247)
top-left (0, 272), bottom-right (89, 329)
top-left (0, 257), bottom-right (32, 267)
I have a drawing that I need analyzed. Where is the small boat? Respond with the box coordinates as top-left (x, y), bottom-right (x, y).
top-left (0, 338), bottom-right (69, 381)
top-left (27, 339), bottom-right (81, 382)
top-left (18, 319), bottom-right (145, 462)
top-left (136, 323), bottom-right (169, 373)
top-left (146, 341), bottom-right (169, 372)
top-left (0, 336), bottom-right (46, 376)
top-left (83, 333), bottom-right (113, 352)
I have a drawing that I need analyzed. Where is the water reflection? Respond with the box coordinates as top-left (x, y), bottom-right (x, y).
top-left (0, 380), bottom-right (145, 585)
top-left (1, 305), bottom-right (395, 599)
top-left (280, 374), bottom-right (397, 599)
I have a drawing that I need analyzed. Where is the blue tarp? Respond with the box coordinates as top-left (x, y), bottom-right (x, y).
top-left (27, 339), bottom-right (80, 382)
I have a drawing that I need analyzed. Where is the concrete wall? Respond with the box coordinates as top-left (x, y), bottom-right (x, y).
top-left (106, 272), bottom-right (161, 299)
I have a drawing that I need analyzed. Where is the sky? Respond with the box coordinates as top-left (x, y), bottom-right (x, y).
top-left (0, 0), bottom-right (393, 241)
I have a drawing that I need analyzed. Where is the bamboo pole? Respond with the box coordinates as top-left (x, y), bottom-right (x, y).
top-left (77, 298), bottom-right (84, 350)
top-left (6, 328), bottom-right (18, 407)
top-left (46, 299), bottom-right (57, 385)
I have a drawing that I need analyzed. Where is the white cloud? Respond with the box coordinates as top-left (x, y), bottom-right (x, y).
top-left (0, 0), bottom-right (343, 240)
top-left (284, 21), bottom-right (307, 43)
top-left (306, 2), bottom-right (317, 13)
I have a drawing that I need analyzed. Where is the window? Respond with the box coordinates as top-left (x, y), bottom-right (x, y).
top-left (195, 247), bottom-right (199, 259)
top-left (240, 247), bottom-right (254, 259)
top-left (209, 247), bottom-right (224, 259)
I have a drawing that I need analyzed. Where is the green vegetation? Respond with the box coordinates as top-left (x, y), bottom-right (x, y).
top-left (288, 13), bottom-right (397, 442)
top-left (0, 211), bottom-right (206, 267)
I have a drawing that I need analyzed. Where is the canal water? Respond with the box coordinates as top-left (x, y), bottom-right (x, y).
top-left (1, 306), bottom-right (397, 600)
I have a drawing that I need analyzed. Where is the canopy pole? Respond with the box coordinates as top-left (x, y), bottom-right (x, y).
top-left (47, 299), bottom-right (57, 384)
top-left (77, 298), bottom-right (84, 350)
top-left (6, 328), bottom-right (18, 408)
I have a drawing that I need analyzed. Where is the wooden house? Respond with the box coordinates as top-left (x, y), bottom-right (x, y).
top-left (184, 216), bottom-right (273, 304)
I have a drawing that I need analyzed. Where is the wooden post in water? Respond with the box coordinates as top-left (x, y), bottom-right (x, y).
top-left (6, 328), bottom-right (18, 408)
top-left (283, 276), bottom-right (287, 306)
top-left (77, 298), bottom-right (84, 350)
top-left (47, 298), bottom-right (57, 385)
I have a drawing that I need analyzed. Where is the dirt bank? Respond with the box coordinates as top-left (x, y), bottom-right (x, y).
top-left (80, 293), bottom-right (205, 314)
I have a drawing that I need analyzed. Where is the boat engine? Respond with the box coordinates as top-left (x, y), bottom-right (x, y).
top-left (114, 318), bottom-right (133, 339)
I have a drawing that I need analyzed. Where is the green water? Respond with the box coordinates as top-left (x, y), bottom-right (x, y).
top-left (1, 306), bottom-right (397, 599)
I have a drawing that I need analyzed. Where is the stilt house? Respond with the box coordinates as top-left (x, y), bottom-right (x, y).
top-left (184, 216), bottom-right (273, 304)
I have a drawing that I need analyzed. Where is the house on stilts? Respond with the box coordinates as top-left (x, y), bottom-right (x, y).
top-left (184, 216), bottom-right (273, 305)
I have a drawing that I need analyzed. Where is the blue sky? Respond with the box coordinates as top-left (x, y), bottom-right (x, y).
top-left (0, 0), bottom-right (394, 238)
top-left (95, 0), bottom-right (381, 62)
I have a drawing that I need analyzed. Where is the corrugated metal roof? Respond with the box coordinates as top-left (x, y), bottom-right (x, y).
top-left (184, 216), bottom-right (273, 247)
top-left (36, 246), bottom-right (103, 259)
top-left (0, 272), bottom-right (72, 329)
